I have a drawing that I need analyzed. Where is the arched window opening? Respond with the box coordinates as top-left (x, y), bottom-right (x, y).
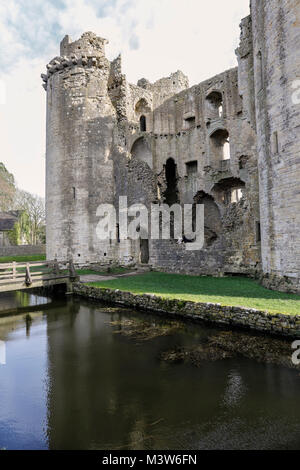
top-left (206, 91), bottom-right (223, 119)
top-left (140, 115), bottom-right (146, 132)
top-left (209, 129), bottom-right (230, 165)
top-left (135, 99), bottom-right (151, 132)
top-left (135, 98), bottom-right (150, 114)
top-left (130, 137), bottom-right (152, 168)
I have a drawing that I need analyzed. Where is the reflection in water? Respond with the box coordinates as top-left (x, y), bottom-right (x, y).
top-left (15, 291), bottom-right (50, 307)
top-left (0, 292), bottom-right (300, 450)
top-left (222, 370), bottom-right (246, 408)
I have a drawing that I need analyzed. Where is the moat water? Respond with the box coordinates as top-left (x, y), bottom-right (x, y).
top-left (0, 290), bottom-right (300, 450)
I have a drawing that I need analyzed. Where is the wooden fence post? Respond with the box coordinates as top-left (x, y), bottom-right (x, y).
top-left (12, 262), bottom-right (16, 280)
top-left (68, 259), bottom-right (77, 280)
top-left (53, 258), bottom-right (60, 275)
top-left (25, 263), bottom-right (32, 286)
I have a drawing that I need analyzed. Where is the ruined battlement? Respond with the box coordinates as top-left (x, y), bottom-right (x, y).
top-left (60, 32), bottom-right (108, 58)
top-left (41, 33), bottom-right (110, 90)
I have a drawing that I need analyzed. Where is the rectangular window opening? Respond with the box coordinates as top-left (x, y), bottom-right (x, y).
top-left (273, 131), bottom-right (279, 154)
top-left (256, 221), bottom-right (261, 243)
top-left (186, 161), bottom-right (198, 176)
top-left (257, 51), bottom-right (264, 91)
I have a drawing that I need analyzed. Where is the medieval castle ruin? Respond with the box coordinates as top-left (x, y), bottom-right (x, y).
top-left (42, 0), bottom-right (300, 293)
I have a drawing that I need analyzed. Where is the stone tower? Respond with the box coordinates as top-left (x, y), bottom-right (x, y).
top-left (250, 0), bottom-right (300, 291)
top-left (42, 32), bottom-right (116, 263)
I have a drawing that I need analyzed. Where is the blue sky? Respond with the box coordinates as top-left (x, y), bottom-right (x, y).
top-left (0, 0), bottom-right (250, 197)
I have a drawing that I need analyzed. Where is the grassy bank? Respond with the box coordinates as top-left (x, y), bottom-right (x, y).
top-left (76, 267), bottom-right (134, 276)
top-left (87, 272), bottom-right (300, 315)
top-left (0, 254), bottom-right (46, 264)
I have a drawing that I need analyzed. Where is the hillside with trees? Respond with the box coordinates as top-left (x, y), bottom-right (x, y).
top-left (0, 162), bottom-right (16, 211)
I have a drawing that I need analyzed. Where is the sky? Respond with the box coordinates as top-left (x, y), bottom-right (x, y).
top-left (0, 0), bottom-right (250, 197)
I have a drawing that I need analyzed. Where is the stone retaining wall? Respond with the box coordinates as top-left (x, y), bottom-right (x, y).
top-left (0, 245), bottom-right (46, 257)
top-left (261, 273), bottom-right (300, 295)
top-left (73, 283), bottom-right (300, 338)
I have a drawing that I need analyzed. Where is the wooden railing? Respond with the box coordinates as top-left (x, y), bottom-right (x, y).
top-left (0, 259), bottom-right (77, 288)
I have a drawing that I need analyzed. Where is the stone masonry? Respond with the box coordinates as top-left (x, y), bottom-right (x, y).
top-left (42, 0), bottom-right (300, 293)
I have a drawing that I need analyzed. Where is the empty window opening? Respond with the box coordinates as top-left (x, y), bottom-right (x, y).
top-left (257, 51), bottom-right (264, 91)
top-left (140, 115), bottom-right (146, 132)
top-left (223, 187), bottom-right (243, 204)
top-left (209, 129), bottom-right (230, 165)
top-left (256, 221), bottom-right (261, 243)
top-left (206, 91), bottom-right (223, 119)
top-left (186, 161), bottom-right (198, 175)
top-left (223, 139), bottom-right (230, 160)
top-left (72, 187), bottom-right (76, 199)
top-left (130, 137), bottom-right (153, 168)
top-left (135, 98), bottom-right (150, 114)
top-left (272, 131), bottom-right (279, 154)
top-left (184, 116), bottom-right (195, 129)
top-left (212, 177), bottom-right (245, 205)
top-left (164, 158), bottom-right (179, 206)
top-left (157, 184), bottom-right (161, 200)
top-left (135, 99), bottom-right (151, 131)
top-left (116, 224), bottom-right (120, 243)
top-left (186, 161), bottom-right (198, 193)
top-left (230, 188), bottom-right (243, 203)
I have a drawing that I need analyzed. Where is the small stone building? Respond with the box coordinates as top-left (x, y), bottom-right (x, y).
top-left (42, 0), bottom-right (300, 293)
top-left (0, 211), bottom-right (20, 246)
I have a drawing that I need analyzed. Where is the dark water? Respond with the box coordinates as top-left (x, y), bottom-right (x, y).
top-left (0, 291), bottom-right (300, 450)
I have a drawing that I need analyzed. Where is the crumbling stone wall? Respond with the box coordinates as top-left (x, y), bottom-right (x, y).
top-left (43, 0), bottom-right (300, 292)
top-left (123, 67), bottom-right (260, 275)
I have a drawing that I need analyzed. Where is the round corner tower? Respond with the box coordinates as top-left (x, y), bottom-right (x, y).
top-left (42, 32), bottom-right (117, 263)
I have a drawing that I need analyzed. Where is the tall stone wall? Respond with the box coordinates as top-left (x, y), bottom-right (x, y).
top-left (250, 0), bottom-right (300, 290)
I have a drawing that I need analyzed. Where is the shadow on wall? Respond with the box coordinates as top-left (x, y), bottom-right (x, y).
top-left (193, 191), bottom-right (221, 246)
top-left (130, 137), bottom-right (153, 169)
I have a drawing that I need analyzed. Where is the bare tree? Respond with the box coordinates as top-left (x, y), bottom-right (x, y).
top-left (14, 190), bottom-right (45, 245)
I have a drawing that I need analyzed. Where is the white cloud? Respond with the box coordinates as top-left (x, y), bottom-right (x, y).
top-left (0, 58), bottom-right (46, 196)
top-left (0, 0), bottom-right (250, 197)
